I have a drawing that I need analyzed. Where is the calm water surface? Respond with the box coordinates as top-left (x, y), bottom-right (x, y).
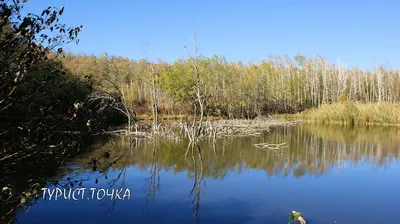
top-left (14, 124), bottom-right (400, 224)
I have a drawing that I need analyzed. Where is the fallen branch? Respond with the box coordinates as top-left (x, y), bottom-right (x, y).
top-left (253, 142), bottom-right (288, 154)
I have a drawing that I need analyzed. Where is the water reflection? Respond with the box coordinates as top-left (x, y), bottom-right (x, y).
top-left (139, 141), bottom-right (207, 223)
top-left (188, 143), bottom-right (206, 220)
top-left (72, 124), bottom-right (400, 180)
top-left (12, 124), bottom-right (400, 224)
top-left (142, 140), bottom-right (161, 216)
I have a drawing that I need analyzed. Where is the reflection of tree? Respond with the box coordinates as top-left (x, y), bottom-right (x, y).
top-left (40, 136), bottom-right (135, 215)
top-left (142, 140), bottom-right (161, 215)
top-left (188, 144), bottom-right (206, 222)
top-left (24, 124), bottom-right (399, 222)
top-left (104, 137), bottom-right (134, 214)
top-left (72, 125), bottom-right (400, 180)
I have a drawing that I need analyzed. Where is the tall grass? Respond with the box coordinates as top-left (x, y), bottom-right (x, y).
top-left (300, 102), bottom-right (400, 125)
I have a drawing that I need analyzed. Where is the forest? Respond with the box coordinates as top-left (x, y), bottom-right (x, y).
top-left (60, 52), bottom-right (400, 119)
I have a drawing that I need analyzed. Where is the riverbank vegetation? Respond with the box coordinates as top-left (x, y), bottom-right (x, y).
top-left (60, 51), bottom-right (400, 120)
top-left (56, 44), bottom-right (400, 129)
top-left (299, 100), bottom-right (400, 125)
top-left (0, 0), bottom-right (125, 218)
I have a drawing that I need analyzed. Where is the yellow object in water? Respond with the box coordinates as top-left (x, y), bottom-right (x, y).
top-left (291, 211), bottom-right (306, 224)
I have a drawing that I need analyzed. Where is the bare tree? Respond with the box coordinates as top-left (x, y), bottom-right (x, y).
top-left (90, 53), bottom-right (138, 136)
top-left (141, 43), bottom-right (160, 133)
top-left (150, 63), bottom-right (159, 132)
top-left (184, 34), bottom-right (205, 141)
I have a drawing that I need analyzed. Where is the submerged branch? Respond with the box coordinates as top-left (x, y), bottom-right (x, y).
top-left (253, 142), bottom-right (289, 155)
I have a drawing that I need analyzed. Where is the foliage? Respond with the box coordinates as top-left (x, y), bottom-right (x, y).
top-left (0, 1), bottom-right (120, 220)
top-left (0, 0), bottom-right (86, 164)
top-left (0, 0), bottom-right (82, 103)
top-left (159, 60), bottom-right (196, 107)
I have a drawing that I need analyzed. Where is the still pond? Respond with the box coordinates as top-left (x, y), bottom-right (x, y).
top-left (14, 124), bottom-right (400, 224)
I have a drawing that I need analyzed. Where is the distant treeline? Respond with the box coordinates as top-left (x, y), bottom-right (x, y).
top-left (60, 53), bottom-right (400, 118)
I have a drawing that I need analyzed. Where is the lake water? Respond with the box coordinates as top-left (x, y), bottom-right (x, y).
top-left (13, 124), bottom-right (400, 224)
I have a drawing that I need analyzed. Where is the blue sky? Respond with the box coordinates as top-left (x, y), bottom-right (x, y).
top-left (23, 0), bottom-right (399, 69)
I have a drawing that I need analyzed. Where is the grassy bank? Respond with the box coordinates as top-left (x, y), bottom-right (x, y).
top-left (297, 102), bottom-right (400, 125)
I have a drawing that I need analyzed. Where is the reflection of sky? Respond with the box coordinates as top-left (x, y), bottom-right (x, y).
top-left (15, 160), bottom-right (400, 224)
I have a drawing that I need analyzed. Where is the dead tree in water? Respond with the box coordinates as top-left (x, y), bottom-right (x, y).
top-left (141, 43), bottom-right (159, 133)
top-left (150, 63), bottom-right (159, 133)
top-left (184, 34), bottom-right (205, 142)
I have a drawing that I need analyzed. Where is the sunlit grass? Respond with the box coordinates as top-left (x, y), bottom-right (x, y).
top-left (300, 102), bottom-right (400, 125)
